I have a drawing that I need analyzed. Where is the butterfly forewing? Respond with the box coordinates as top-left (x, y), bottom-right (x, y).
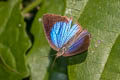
top-left (43, 14), bottom-right (69, 51)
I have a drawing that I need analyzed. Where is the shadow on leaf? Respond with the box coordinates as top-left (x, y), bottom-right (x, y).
top-left (67, 51), bottom-right (88, 65)
top-left (47, 49), bottom-right (68, 80)
top-left (46, 49), bottom-right (88, 80)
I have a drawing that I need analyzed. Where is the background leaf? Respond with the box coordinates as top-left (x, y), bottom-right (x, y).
top-left (1, 0), bottom-right (120, 80)
top-left (65, 0), bottom-right (88, 20)
top-left (0, 0), bottom-right (31, 80)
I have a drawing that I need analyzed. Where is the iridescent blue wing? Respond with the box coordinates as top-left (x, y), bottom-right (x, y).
top-left (50, 20), bottom-right (81, 48)
top-left (43, 14), bottom-right (82, 51)
top-left (63, 30), bottom-right (90, 57)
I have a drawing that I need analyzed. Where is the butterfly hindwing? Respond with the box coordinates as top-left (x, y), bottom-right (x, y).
top-left (63, 30), bottom-right (90, 57)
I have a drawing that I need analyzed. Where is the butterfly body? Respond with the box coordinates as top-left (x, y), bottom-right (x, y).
top-left (43, 14), bottom-right (90, 57)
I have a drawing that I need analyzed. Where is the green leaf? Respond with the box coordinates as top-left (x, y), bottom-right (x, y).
top-left (66, 0), bottom-right (120, 80)
top-left (0, 0), bottom-right (31, 80)
top-left (100, 35), bottom-right (120, 80)
top-left (65, 0), bottom-right (88, 20)
top-left (27, 0), bottom-right (67, 80)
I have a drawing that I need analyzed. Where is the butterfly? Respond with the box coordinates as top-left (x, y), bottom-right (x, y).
top-left (42, 14), bottom-right (90, 58)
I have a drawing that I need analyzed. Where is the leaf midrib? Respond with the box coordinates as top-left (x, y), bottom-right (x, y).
top-left (99, 33), bottom-right (119, 80)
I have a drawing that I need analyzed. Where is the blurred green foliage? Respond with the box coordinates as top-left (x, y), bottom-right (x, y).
top-left (0, 0), bottom-right (120, 80)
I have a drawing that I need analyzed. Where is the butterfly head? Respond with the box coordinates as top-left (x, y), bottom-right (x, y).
top-left (56, 47), bottom-right (67, 57)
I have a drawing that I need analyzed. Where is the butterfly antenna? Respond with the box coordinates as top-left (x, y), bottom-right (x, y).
top-left (51, 55), bottom-right (58, 70)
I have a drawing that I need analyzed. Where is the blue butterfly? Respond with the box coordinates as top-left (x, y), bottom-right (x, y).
top-left (43, 14), bottom-right (90, 58)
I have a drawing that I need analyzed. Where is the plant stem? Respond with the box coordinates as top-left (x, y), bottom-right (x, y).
top-left (22, 0), bottom-right (42, 15)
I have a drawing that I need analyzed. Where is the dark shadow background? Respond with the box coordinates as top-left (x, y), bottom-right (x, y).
top-left (46, 49), bottom-right (88, 80)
